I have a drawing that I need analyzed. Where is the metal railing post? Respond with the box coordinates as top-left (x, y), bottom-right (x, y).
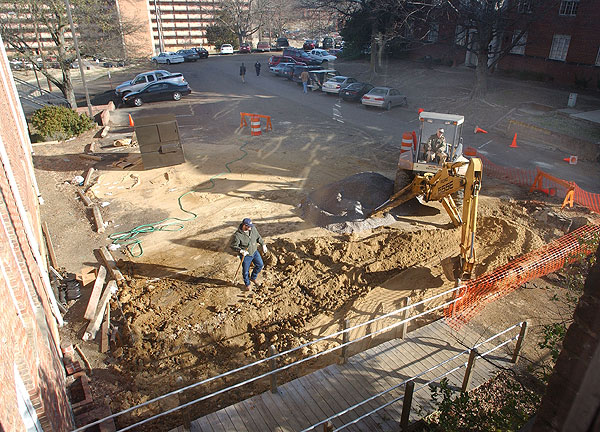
top-left (461, 348), bottom-right (477, 392)
top-left (511, 321), bottom-right (529, 364)
top-left (323, 420), bottom-right (333, 431)
top-left (400, 380), bottom-right (415, 431)
top-left (340, 319), bottom-right (350, 364)
top-left (399, 297), bottom-right (411, 339)
top-left (269, 345), bottom-right (278, 393)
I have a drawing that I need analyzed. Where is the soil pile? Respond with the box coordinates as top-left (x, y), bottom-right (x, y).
top-left (300, 172), bottom-right (435, 233)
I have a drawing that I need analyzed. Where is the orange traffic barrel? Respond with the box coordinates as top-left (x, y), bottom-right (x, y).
top-left (251, 116), bottom-right (261, 136)
top-left (401, 132), bottom-right (413, 154)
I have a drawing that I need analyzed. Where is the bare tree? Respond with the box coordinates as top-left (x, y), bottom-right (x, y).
top-left (216, 0), bottom-right (260, 47)
top-left (448, 0), bottom-right (556, 98)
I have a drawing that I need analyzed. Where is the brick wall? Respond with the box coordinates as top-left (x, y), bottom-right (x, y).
top-left (0, 36), bottom-right (73, 431)
top-left (532, 243), bottom-right (600, 431)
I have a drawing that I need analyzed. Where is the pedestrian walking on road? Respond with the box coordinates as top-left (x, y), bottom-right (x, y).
top-left (300, 70), bottom-right (310, 93)
top-left (231, 218), bottom-right (267, 291)
top-left (240, 63), bottom-right (246, 83)
top-left (255, 61), bottom-right (261, 76)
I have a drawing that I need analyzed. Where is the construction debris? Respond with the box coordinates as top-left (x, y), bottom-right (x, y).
top-left (91, 205), bottom-right (105, 233)
top-left (100, 306), bottom-right (110, 353)
top-left (84, 266), bottom-right (107, 321)
top-left (83, 280), bottom-right (117, 341)
top-left (79, 153), bottom-right (102, 162)
top-left (42, 221), bottom-right (58, 269)
top-left (113, 138), bottom-right (132, 147)
top-left (83, 167), bottom-right (95, 187)
top-left (76, 187), bottom-right (93, 207)
top-left (74, 344), bottom-right (92, 374)
top-left (98, 247), bottom-right (125, 281)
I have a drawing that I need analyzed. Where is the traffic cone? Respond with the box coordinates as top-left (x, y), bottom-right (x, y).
top-left (509, 133), bottom-right (518, 148)
top-left (418, 108), bottom-right (424, 114)
top-left (563, 156), bottom-right (578, 165)
top-left (128, 114), bottom-right (134, 127)
top-left (474, 125), bottom-right (488, 134)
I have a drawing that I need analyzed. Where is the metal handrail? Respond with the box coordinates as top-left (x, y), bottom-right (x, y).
top-left (305, 321), bottom-right (524, 431)
top-left (13, 77), bottom-right (69, 105)
top-left (74, 285), bottom-right (464, 432)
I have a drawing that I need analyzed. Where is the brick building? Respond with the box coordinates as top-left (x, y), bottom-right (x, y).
top-left (0, 35), bottom-right (72, 431)
top-left (414, 0), bottom-right (600, 87)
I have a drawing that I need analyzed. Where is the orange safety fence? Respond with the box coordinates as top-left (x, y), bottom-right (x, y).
top-left (444, 223), bottom-right (600, 327)
top-left (465, 147), bottom-right (600, 214)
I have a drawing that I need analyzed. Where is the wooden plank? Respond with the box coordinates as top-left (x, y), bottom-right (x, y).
top-left (223, 404), bottom-right (249, 432)
top-left (230, 402), bottom-right (259, 432)
top-left (92, 205), bottom-right (105, 233)
top-left (84, 265), bottom-right (107, 320)
top-left (266, 385), bottom-right (312, 431)
top-left (205, 412), bottom-right (225, 432)
top-left (100, 305), bottom-right (110, 353)
top-left (319, 366), bottom-right (381, 432)
top-left (76, 187), bottom-right (93, 206)
top-left (278, 381), bottom-right (323, 427)
top-left (79, 153), bottom-right (102, 161)
top-left (239, 398), bottom-right (270, 431)
top-left (328, 364), bottom-right (396, 432)
top-left (193, 415), bottom-right (214, 432)
top-left (214, 408), bottom-right (237, 432)
top-left (291, 375), bottom-right (337, 419)
top-left (98, 246), bottom-right (125, 281)
top-left (245, 396), bottom-right (281, 431)
top-left (41, 222), bottom-right (58, 268)
top-left (301, 372), bottom-right (349, 430)
top-left (260, 391), bottom-right (296, 431)
top-left (83, 280), bottom-right (116, 340)
top-left (83, 167), bottom-right (95, 187)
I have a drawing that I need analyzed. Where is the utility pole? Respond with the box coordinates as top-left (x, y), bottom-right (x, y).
top-left (64, 0), bottom-right (93, 118)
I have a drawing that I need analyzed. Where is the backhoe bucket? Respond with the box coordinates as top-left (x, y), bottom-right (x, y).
top-left (441, 255), bottom-right (461, 281)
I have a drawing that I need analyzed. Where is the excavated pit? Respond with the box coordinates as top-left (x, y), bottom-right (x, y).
top-left (300, 171), bottom-right (439, 233)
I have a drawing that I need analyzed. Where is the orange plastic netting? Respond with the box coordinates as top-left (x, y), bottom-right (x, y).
top-left (466, 148), bottom-right (600, 214)
top-left (444, 213), bottom-right (599, 327)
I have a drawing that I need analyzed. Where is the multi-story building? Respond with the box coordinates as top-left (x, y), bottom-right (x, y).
top-left (413, 0), bottom-right (600, 87)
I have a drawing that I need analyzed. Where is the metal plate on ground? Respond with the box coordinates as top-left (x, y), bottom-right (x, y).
top-left (134, 114), bottom-right (185, 169)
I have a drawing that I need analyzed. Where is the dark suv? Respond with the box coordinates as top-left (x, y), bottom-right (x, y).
top-left (275, 37), bottom-right (289, 50)
top-left (303, 40), bottom-right (316, 51)
top-left (283, 48), bottom-right (322, 65)
top-left (322, 36), bottom-right (334, 50)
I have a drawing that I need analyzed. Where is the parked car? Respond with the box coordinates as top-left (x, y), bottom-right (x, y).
top-left (275, 37), bottom-right (289, 50)
top-left (291, 65), bottom-right (322, 83)
top-left (239, 43), bottom-right (251, 53)
top-left (280, 64), bottom-right (295, 80)
top-left (268, 55), bottom-right (306, 67)
top-left (309, 48), bottom-right (337, 62)
top-left (339, 82), bottom-right (374, 102)
top-left (220, 44), bottom-right (234, 55)
top-left (321, 36), bottom-right (334, 50)
top-left (307, 69), bottom-right (339, 90)
top-left (115, 70), bottom-right (185, 97)
top-left (283, 48), bottom-right (322, 65)
top-left (303, 40), bottom-right (316, 51)
top-left (270, 62), bottom-right (295, 76)
top-left (322, 76), bottom-right (357, 94)
top-left (151, 52), bottom-right (185, 65)
top-left (122, 81), bottom-right (191, 107)
top-left (361, 86), bottom-right (407, 110)
top-left (176, 49), bottom-right (200, 62)
top-left (335, 39), bottom-right (344, 49)
top-left (256, 41), bottom-right (271, 52)
top-left (193, 47), bottom-right (209, 58)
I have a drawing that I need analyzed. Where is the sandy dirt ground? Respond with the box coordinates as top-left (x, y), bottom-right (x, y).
top-left (33, 56), bottom-right (600, 430)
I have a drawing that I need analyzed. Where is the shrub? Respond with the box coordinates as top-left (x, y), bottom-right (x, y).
top-left (31, 106), bottom-right (95, 141)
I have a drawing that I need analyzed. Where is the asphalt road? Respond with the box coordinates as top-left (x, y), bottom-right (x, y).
top-left (109, 53), bottom-right (600, 193)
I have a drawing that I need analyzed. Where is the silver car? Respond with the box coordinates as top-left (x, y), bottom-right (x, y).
top-left (361, 86), bottom-right (407, 110)
top-left (321, 76), bottom-right (357, 94)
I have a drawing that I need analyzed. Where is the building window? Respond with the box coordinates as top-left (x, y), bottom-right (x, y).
top-left (518, 0), bottom-right (533, 13)
top-left (427, 24), bottom-right (439, 42)
top-left (549, 34), bottom-right (570, 61)
top-left (510, 31), bottom-right (527, 55)
top-left (596, 47), bottom-right (600, 66)
top-left (559, 0), bottom-right (579, 16)
top-left (455, 25), bottom-right (466, 46)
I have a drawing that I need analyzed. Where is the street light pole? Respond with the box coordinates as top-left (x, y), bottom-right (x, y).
top-left (64, 0), bottom-right (93, 118)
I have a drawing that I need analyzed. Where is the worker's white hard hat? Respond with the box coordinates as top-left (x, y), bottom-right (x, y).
top-left (438, 128), bottom-right (444, 133)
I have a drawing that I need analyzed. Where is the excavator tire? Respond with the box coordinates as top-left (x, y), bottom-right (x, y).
top-left (394, 169), bottom-right (414, 194)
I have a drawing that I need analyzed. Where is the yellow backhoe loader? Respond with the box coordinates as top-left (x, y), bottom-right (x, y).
top-left (369, 158), bottom-right (483, 280)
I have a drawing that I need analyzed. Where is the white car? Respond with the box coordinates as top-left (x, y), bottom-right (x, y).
top-left (151, 52), bottom-right (184, 65)
top-left (361, 86), bottom-right (408, 110)
top-left (220, 44), bottom-right (234, 55)
top-left (309, 49), bottom-right (337, 62)
top-left (321, 76), bottom-right (357, 94)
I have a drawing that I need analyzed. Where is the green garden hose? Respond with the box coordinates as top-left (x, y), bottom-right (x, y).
top-left (109, 142), bottom-right (250, 257)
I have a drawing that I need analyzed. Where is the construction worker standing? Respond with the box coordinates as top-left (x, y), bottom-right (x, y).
top-left (231, 218), bottom-right (267, 291)
top-left (240, 63), bottom-right (246, 83)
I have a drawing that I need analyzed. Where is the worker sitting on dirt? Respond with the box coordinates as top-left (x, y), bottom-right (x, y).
top-left (231, 218), bottom-right (267, 291)
top-left (424, 128), bottom-right (448, 164)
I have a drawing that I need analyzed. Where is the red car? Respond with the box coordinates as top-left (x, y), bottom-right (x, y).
top-left (268, 55), bottom-right (306, 67)
top-left (256, 41), bottom-right (271, 52)
top-left (239, 43), bottom-right (251, 53)
top-left (303, 40), bottom-right (316, 51)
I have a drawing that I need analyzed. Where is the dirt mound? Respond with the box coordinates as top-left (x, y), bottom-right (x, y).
top-left (300, 172), bottom-right (435, 233)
